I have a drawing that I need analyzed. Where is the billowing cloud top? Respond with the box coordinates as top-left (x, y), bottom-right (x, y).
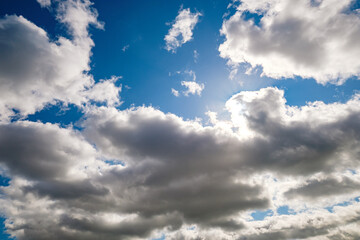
top-left (0, 0), bottom-right (360, 240)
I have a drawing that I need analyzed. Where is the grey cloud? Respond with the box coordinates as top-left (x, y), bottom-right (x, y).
top-left (0, 121), bottom-right (94, 180)
top-left (23, 180), bottom-right (109, 200)
top-left (226, 87), bottom-right (360, 175)
top-left (285, 176), bottom-right (360, 199)
top-left (3, 85), bottom-right (360, 239)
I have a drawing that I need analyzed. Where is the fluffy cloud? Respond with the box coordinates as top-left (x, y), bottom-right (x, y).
top-left (181, 81), bottom-right (204, 96)
top-left (219, 0), bottom-right (360, 84)
top-left (2, 86), bottom-right (360, 239)
top-left (171, 70), bottom-right (205, 97)
top-left (0, 0), bottom-right (121, 122)
top-left (165, 8), bottom-right (201, 52)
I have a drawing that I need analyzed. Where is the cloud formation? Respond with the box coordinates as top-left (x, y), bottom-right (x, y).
top-left (1, 1), bottom-right (360, 239)
top-left (0, 0), bottom-right (120, 121)
top-left (219, 0), bottom-right (360, 84)
top-left (2, 86), bottom-right (360, 239)
top-left (165, 8), bottom-right (201, 52)
top-left (171, 70), bottom-right (205, 97)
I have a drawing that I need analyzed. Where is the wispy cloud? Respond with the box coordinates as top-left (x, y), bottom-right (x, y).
top-left (164, 7), bottom-right (201, 52)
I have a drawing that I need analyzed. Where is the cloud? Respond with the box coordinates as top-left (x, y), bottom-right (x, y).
top-left (0, 121), bottom-right (97, 181)
top-left (165, 8), bottom-right (201, 52)
top-left (193, 49), bottom-right (199, 62)
top-left (181, 81), bottom-right (204, 96)
top-left (2, 86), bottom-right (360, 239)
top-left (83, 106), bottom-right (269, 223)
top-left (1, 1), bottom-right (360, 239)
top-left (37, 0), bottom-right (51, 8)
top-left (285, 175), bottom-right (360, 200)
top-left (171, 70), bottom-right (205, 97)
top-left (237, 202), bottom-right (360, 240)
top-left (219, 0), bottom-right (360, 84)
top-left (122, 44), bottom-right (129, 52)
top-left (171, 88), bottom-right (180, 97)
top-left (0, 0), bottom-right (120, 122)
top-left (225, 87), bottom-right (360, 175)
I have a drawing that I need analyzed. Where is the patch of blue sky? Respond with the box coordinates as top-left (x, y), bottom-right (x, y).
top-left (276, 205), bottom-right (296, 216)
top-left (250, 209), bottom-right (274, 221)
top-left (0, 175), bottom-right (10, 187)
top-left (151, 233), bottom-right (165, 240)
top-left (25, 103), bottom-right (84, 128)
top-left (104, 159), bottom-right (125, 166)
top-left (241, 10), bottom-right (263, 26)
top-left (0, 217), bottom-right (13, 240)
top-left (325, 200), bottom-right (353, 213)
top-left (89, 0), bottom-right (233, 121)
top-left (187, 226), bottom-right (196, 231)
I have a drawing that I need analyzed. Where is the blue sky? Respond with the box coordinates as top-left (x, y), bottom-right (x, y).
top-left (2, 0), bottom-right (359, 123)
top-left (1, 0), bottom-right (360, 239)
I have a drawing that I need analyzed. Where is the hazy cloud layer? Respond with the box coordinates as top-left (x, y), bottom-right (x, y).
top-left (219, 0), bottom-right (360, 84)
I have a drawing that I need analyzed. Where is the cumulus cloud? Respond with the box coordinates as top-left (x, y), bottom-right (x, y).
top-left (181, 81), bottom-right (204, 96)
top-left (219, 0), bottom-right (360, 84)
top-left (0, 0), bottom-right (120, 121)
top-left (165, 8), bottom-right (201, 52)
top-left (2, 86), bottom-right (360, 239)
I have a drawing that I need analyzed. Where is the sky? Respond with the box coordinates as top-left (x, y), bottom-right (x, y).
top-left (0, 0), bottom-right (360, 239)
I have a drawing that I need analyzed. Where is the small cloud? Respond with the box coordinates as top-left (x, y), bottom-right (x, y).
top-left (181, 81), bottom-right (204, 96)
top-left (194, 49), bottom-right (199, 62)
top-left (37, 0), bottom-right (51, 8)
top-left (122, 44), bottom-right (129, 52)
top-left (171, 88), bottom-right (179, 97)
top-left (164, 8), bottom-right (201, 52)
top-left (170, 70), bottom-right (204, 97)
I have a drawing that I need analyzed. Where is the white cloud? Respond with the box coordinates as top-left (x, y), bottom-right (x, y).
top-left (165, 8), bottom-right (201, 52)
top-left (82, 76), bottom-right (122, 107)
top-left (193, 49), bottom-right (199, 62)
top-left (181, 81), bottom-right (204, 96)
top-left (122, 44), bottom-right (129, 52)
top-left (171, 70), bottom-right (204, 97)
top-left (37, 0), bottom-right (51, 8)
top-left (219, 0), bottom-right (360, 84)
top-left (171, 88), bottom-right (180, 97)
top-left (0, 0), bottom-right (119, 122)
